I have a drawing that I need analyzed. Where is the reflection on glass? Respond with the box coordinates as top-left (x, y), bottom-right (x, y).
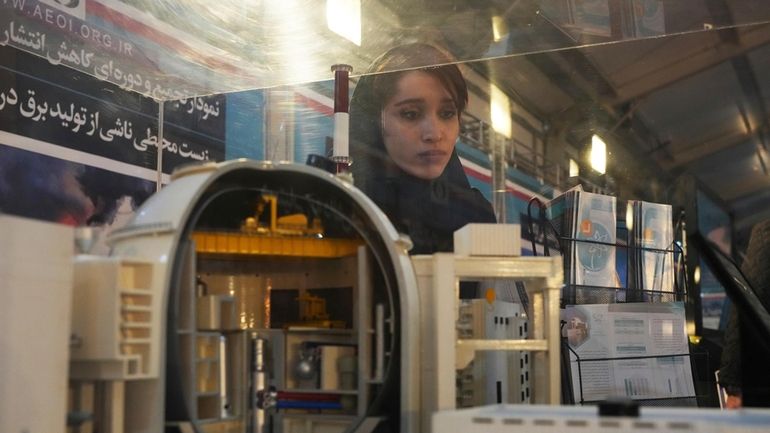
top-left (3, 0), bottom-right (770, 96)
top-left (3, 3), bottom-right (770, 325)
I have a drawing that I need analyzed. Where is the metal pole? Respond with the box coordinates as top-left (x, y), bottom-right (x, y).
top-left (331, 64), bottom-right (353, 174)
top-left (155, 101), bottom-right (165, 191)
top-left (492, 132), bottom-right (508, 223)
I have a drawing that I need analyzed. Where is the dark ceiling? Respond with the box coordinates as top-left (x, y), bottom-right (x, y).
top-left (488, 22), bottom-right (770, 232)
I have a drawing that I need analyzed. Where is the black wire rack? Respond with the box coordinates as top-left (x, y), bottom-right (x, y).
top-left (533, 196), bottom-right (704, 408)
top-left (526, 197), bottom-right (690, 307)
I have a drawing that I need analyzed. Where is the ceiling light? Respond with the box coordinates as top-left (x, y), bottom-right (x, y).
top-left (626, 202), bottom-right (634, 232)
top-left (326, 0), bottom-right (361, 46)
top-left (490, 84), bottom-right (511, 139)
top-left (492, 15), bottom-right (507, 42)
top-left (590, 134), bottom-right (607, 174)
top-left (693, 265), bottom-right (701, 285)
top-left (569, 158), bottom-right (580, 177)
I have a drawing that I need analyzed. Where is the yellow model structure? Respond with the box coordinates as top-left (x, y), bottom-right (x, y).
top-left (193, 194), bottom-right (361, 258)
top-left (287, 294), bottom-right (346, 329)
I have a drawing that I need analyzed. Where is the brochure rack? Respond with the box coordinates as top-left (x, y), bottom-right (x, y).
top-left (526, 197), bottom-right (688, 307)
top-left (527, 197), bottom-right (700, 407)
top-left (560, 238), bottom-right (685, 306)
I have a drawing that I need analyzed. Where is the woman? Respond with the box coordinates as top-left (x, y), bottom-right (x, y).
top-left (350, 43), bottom-right (496, 254)
top-left (719, 218), bottom-right (770, 408)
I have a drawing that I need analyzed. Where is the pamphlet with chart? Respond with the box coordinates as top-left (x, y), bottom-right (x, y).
top-left (562, 302), bottom-right (695, 403)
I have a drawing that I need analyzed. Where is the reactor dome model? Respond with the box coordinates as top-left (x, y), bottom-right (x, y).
top-left (106, 159), bottom-right (421, 433)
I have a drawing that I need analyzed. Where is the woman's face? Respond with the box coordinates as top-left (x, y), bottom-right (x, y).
top-left (381, 71), bottom-right (460, 180)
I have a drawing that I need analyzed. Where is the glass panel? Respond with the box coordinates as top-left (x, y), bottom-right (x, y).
top-left (3, 0), bottom-right (770, 98)
top-left (3, 1), bottom-right (770, 309)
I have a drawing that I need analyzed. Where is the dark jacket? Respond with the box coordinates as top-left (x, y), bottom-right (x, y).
top-left (719, 219), bottom-right (770, 404)
top-left (364, 152), bottom-right (496, 254)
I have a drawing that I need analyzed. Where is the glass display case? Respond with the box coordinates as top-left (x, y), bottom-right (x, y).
top-left (3, 1), bottom-right (770, 431)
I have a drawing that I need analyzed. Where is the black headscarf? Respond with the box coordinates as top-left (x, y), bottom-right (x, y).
top-left (349, 43), bottom-right (496, 254)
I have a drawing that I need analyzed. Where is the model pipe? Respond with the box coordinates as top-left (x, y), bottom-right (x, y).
top-left (276, 401), bottom-right (343, 410)
top-left (331, 64), bottom-right (353, 174)
top-left (257, 389), bottom-right (343, 410)
top-left (252, 336), bottom-right (266, 432)
top-left (374, 303), bottom-right (385, 383)
top-left (277, 391), bottom-right (341, 401)
top-left (219, 335), bottom-right (229, 418)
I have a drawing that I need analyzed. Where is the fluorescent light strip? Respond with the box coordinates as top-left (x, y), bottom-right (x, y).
top-left (0, 130), bottom-right (169, 183)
